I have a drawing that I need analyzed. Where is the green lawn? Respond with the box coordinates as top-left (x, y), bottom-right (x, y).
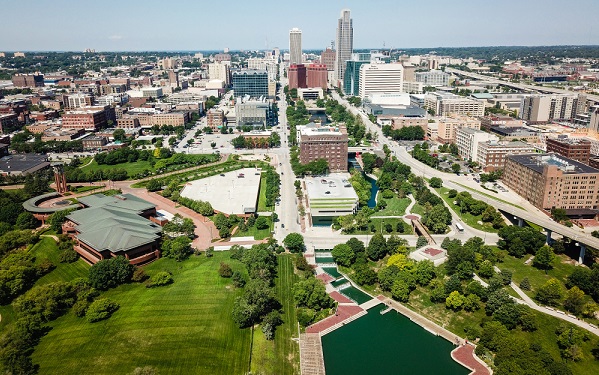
top-left (410, 203), bottom-right (427, 216)
top-left (406, 285), bottom-right (599, 375)
top-left (234, 219), bottom-right (273, 240)
top-left (434, 187), bottom-right (498, 233)
top-left (29, 251), bottom-right (300, 375)
top-left (372, 196), bottom-right (411, 217)
top-left (250, 255), bottom-right (299, 374)
top-left (70, 185), bottom-right (104, 194)
top-left (32, 253), bottom-right (253, 375)
top-left (81, 159), bottom-right (155, 177)
top-left (31, 236), bottom-right (89, 286)
top-left (453, 182), bottom-right (524, 209)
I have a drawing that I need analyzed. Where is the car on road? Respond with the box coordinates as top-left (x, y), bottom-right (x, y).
top-left (281, 224), bottom-right (285, 228)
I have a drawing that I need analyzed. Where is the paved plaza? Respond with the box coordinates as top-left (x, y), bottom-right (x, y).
top-left (180, 167), bottom-right (262, 215)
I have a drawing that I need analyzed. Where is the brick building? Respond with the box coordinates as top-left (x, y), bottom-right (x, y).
top-left (207, 108), bottom-right (225, 130)
top-left (307, 64), bottom-right (328, 89)
top-left (117, 116), bottom-right (140, 129)
top-left (436, 116), bottom-right (481, 144)
top-left (297, 123), bottom-right (348, 172)
top-left (288, 64), bottom-right (306, 90)
top-left (61, 109), bottom-right (107, 131)
top-left (546, 137), bottom-right (591, 164)
top-left (503, 153), bottom-right (599, 211)
top-left (12, 74), bottom-right (44, 88)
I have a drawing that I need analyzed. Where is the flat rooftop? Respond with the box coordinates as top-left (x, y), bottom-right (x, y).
top-left (180, 167), bottom-right (262, 214)
top-left (305, 174), bottom-right (359, 201)
top-left (507, 153), bottom-right (599, 174)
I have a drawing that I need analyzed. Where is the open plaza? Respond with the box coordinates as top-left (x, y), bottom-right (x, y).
top-left (180, 167), bottom-right (262, 215)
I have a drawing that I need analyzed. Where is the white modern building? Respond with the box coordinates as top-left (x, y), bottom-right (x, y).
top-left (358, 63), bottom-right (404, 98)
top-left (415, 70), bottom-right (450, 87)
top-left (335, 9), bottom-right (353, 86)
top-left (424, 92), bottom-right (485, 117)
top-left (208, 63), bottom-right (231, 86)
top-left (289, 28), bottom-right (303, 65)
top-left (455, 127), bottom-right (498, 161)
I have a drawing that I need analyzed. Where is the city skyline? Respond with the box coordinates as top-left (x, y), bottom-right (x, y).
top-left (0, 0), bottom-right (598, 51)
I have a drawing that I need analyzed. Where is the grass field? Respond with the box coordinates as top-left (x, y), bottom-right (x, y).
top-left (250, 255), bottom-right (299, 374)
top-left (81, 159), bottom-right (155, 177)
top-left (434, 187), bottom-right (498, 233)
top-left (233, 219), bottom-right (273, 240)
top-left (29, 251), bottom-right (299, 375)
top-left (257, 174), bottom-right (273, 212)
top-left (453, 182), bottom-right (524, 210)
top-left (32, 236), bottom-right (89, 286)
top-left (371, 196), bottom-right (411, 217)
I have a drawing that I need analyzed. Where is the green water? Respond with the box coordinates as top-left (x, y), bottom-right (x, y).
top-left (322, 304), bottom-right (469, 375)
top-left (315, 248), bottom-right (332, 252)
top-left (315, 256), bottom-right (335, 264)
top-left (322, 267), bottom-right (342, 279)
top-left (331, 278), bottom-right (349, 288)
top-left (339, 286), bottom-right (372, 304)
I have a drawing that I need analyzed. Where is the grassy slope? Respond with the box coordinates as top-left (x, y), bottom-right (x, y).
top-left (32, 253), bottom-right (252, 375)
top-left (81, 159), bottom-right (155, 176)
top-left (371, 196), bottom-right (411, 217)
top-left (32, 237), bottom-right (89, 285)
top-left (434, 186), bottom-right (498, 233)
top-left (257, 174), bottom-right (273, 212)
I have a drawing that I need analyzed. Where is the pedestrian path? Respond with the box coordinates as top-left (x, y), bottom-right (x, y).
top-left (451, 344), bottom-right (492, 375)
top-left (299, 333), bottom-right (326, 375)
top-left (359, 298), bottom-right (382, 310)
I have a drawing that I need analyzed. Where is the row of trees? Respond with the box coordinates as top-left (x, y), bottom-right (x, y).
top-left (381, 125), bottom-right (425, 141)
top-left (452, 190), bottom-right (505, 229)
top-left (230, 242), bottom-right (283, 340)
top-left (231, 132), bottom-right (281, 149)
top-left (262, 169), bottom-right (281, 207)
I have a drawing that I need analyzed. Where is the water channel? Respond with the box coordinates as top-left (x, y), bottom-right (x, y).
top-left (348, 156), bottom-right (379, 208)
top-left (321, 304), bottom-right (469, 375)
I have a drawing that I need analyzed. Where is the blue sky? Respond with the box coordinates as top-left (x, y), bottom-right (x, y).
top-left (1, 0), bottom-right (597, 51)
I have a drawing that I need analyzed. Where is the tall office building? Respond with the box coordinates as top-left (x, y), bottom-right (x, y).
top-left (232, 70), bottom-right (269, 98)
top-left (289, 28), bottom-right (303, 65)
top-left (358, 63), bottom-right (404, 98)
top-left (335, 9), bottom-right (353, 86)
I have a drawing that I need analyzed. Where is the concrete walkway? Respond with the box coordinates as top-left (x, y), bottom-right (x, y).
top-left (509, 281), bottom-right (599, 336)
top-left (299, 333), bottom-right (326, 375)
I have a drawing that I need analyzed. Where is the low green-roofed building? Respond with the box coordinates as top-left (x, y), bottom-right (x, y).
top-left (63, 193), bottom-right (162, 265)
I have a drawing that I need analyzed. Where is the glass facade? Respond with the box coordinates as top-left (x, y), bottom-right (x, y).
top-left (232, 70), bottom-right (269, 98)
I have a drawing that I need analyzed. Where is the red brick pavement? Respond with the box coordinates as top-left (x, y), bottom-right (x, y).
top-left (316, 273), bottom-right (335, 284)
top-left (451, 344), bottom-right (490, 375)
top-left (305, 305), bottom-right (364, 334)
top-left (329, 291), bottom-right (354, 304)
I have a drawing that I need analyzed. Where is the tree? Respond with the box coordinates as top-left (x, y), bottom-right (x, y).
top-left (331, 244), bottom-right (355, 267)
top-left (352, 264), bottom-right (377, 285)
top-left (293, 278), bottom-right (333, 310)
top-left (283, 233), bottom-right (305, 253)
top-left (451, 163), bottom-right (461, 174)
top-left (366, 233), bottom-right (387, 260)
top-left (46, 208), bottom-right (75, 234)
top-left (146, 179), bottom-right (162, 192)
top-left (147, 271), bottom-right (174, 287)
top-left (15, 212), bottom-right (37, 230)
top-left (535, 278), bottom-right (564, 306)
top-left (520, 278), bottom-right (531, 291)
top-left (391, 280), bottom-right (411, 302)
top-left (414, 260), bottom-right (436, 286)
top-left (346, 237), bottom-right (365, 256)
top-left (429, 177), bottom-right (443, 188)
top-left (219, 262), bottom-right (233, 278)
top-left (446, 291), bottom-right (465, 310)
top-left (255, 216), bottom-right (269, 230)
top-left (161, 236), bottom-right (192, 261)
top-left (564, 286), bottom-right (586, 315)
top-left (532, 245), bottom-right (555, 272)
top-left (113, 129), bottom-right (126, 142)
top-left (88, 256), bottom-right (134, 290)
top-left (445, 274), bottom-right (463, 295)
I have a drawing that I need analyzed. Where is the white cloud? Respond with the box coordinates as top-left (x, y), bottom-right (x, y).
top-left (108, 35), bottom-right (123, 41)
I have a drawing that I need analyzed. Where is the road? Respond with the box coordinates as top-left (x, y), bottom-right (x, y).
top-left (328, 90), bottom-right (599, 252)
top-left (445, 67), bottom-right (599, 104)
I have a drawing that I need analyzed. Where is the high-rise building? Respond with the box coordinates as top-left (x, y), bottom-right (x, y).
top-left (168, 70), bottom-right (179, 88)
top-left (289, 28), bottom-right (303, 65)
top-left (232, 70), bottom-right (269, 98)
top-left (358, 63), bottom-right (404, 98)
top-left (414, 70), bottom-right (450, 87)
top-left (455, 127), bottom-right (499, 162)
top-left (208, 63), bottom-right (231, 86)
top-left (343, 53), bottom-right (370, 96)
top-left (546, 136), bottom-right (591, 164)
top-left (335, 9), bottom-right (353, 86)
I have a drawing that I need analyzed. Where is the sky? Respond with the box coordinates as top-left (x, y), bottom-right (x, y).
top-left (1, 0), bottom-right (598, 52)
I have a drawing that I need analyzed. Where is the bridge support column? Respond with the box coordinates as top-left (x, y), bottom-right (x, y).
top-left (517, 217), bottom-right (524, 227)
top-left (578, 245), bottom-right (586, 265)
top-left (545, 229), bottom-right (553, 245)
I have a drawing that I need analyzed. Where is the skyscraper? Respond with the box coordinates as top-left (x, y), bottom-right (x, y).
top-left (289, 28), bottom-right (302, 65)
top-left (335, 9), bottom-right (353, 86)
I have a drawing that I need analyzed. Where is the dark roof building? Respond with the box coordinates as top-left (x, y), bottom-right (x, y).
top-left (0, 154), bottom-right (50, 176)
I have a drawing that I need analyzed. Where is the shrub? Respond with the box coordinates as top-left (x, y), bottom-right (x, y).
top-left (60, 248), bottom-right (79, 263)
top-left (520, 277), bottom-right (531, 291)
top-left (232, 271), bottom-right (246, 288)
top-left (72, 299), bottom-right (91, 317)
top-left (132, 268), bottom-right (149, 282)
top-left (147, 272), bottom-right (173, 288)
top-left (86, 298), bottom-right (119, 323)
top-left (219, 262), bottom-right (233, 278)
